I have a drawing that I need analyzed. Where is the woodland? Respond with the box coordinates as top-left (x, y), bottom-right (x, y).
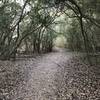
top-left (0, 0), bottom-right (100, 60)
top-left (0, 0), bottom-right (100, 100)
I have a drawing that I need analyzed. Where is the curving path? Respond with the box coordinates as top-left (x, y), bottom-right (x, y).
top-left (0, 48), bottom-right (99, 100)
top-left (14, 49), bottom-right (72, 100)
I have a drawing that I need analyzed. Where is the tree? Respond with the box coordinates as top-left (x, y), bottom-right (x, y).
top-left (0, 0), bottom-right (100, 60)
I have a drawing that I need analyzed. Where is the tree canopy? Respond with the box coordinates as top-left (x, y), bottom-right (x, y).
top-left (0, 0), bottom-right (100, 60)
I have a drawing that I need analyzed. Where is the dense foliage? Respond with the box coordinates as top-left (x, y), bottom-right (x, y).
top-left (0, 0), bottom-right (100, 60)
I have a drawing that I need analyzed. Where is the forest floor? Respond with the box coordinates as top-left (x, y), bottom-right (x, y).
top-left (0, 48), bottom-right (100, 100)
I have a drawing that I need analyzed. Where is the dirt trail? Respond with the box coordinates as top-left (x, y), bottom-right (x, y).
top-left (14, 50), bottom-right (72, 100)
top-left (0, 49), bottom-right (99, 100)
